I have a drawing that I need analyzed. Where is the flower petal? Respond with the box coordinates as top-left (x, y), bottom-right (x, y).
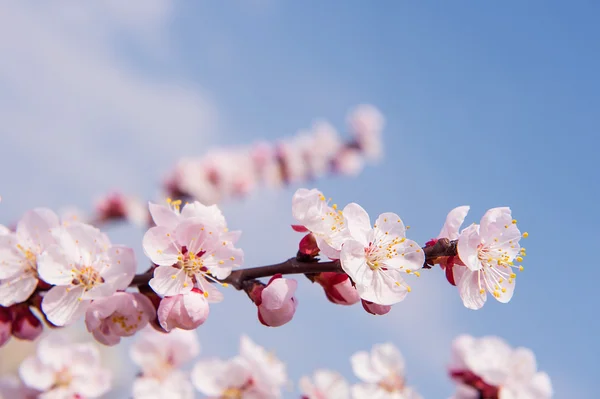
top-left (142, 226), bottom-right (180, 266)
top-left (0, 234), bottom-right (25, 279)
top-left (457, 269), bottom-right (486, 310)
top-left (148, 266), bottom-right (190, 297)
top-left (457, 224), bottom-right (483, 271)
top-left (37, 244), bottom-right (73, 286)
top-left (41, 285), bottom-right (87, 326)
top-left (371, 343), bottom-right (405, 377)
top-left (374, 212), bottom-right (406, 239)
top-left (356, 269), bottom-right (408, 306)
top-left (0, 273), bottom-right (38, 307)
top-left (16, 208), bottom-right (59, 252)
top-left (103, 245), bottom-right (137, 290)
top-left (148, 202), bottom-right (180, 230)
top-left (438, 206), bottom-right (470, 240)
top-left (343, 203), bottom-right (371, 245)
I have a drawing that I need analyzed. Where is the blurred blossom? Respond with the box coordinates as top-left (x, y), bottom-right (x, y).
top-left (299, 369), bottom-right (350, 399)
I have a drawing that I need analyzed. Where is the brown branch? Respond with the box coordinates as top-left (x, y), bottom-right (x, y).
top-left (129, 238), bottom-right (458, 291)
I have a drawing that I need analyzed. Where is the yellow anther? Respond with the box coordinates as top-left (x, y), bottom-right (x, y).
top-left (171, 275), bottom-right (176, 279)
top-left (512, 219), bottom-right (517, 224)
top-left (219, 260), bottom-right (224, 265)
top-left (332, 204), bottom-right (338, 209)
top-left (510, 273), bottom-right (517, 279)
top-left (414, 271), bottom-right (421, 277)
top-left (406, 285), bottom-right (412, 292)
top-left (203, 291), bottom-right (209, 298)
top-left (230, 256), bottom-right (235, 261)
top-left (522, 232), bottom-right (529, 238)
top-left (406, 269), bottom-right (412, 274)
top-left (479, 289), bottom-right (485, 295)
top-left (223, 283), bottom-right (229, 287)
top-left (516, 256), bottom-right (523, 262)
top-left (519, 265), bottom-right (524, 271)
top-left (395, 281), bottom-right (400, 287)
top-left (501, 288), bottom-right (507, 293)
top-left (166, 197), bottom-right (172, 203)
top-left (319, 194), bottom-right (325, 201)
top-left (406, 225), bottom-right (411, 229)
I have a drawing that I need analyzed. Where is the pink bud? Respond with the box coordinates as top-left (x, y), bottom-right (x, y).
top-left (158, 289), bottom-right (210, 332)
top-left (257, 275), bottom-right (298, 327)
top-left (0, 306), bottom-right (12, 347)
top-left (291, 224), bottom-right (309, 233)
top-left (361, 299), bottom-right (391, 315)
top-left (85, 292), bottom-right (156, 346)
top-left (315, 273), bottom-right (360, 306)
top-left (299, 233), bottom-right (320, 257)
top-left (11, 305), bottom-right (43, 341)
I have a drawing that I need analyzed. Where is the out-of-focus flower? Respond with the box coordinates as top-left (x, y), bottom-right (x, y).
top-left (0, 209), bottom-right (60, 307)
top-left (130, 327), bottom-right (199, 399)
top-left (299, 369), bottom-right (350, 399)
top-left (313, 272), bottom-right (360, 306)
top-left (0, 375), bottom-right (37, 399)
top-left (157, 288), bottom-right (209, 332)
top-left (347, 104), bottom-right (385, 161)
top-left (19, 336), bottom-right (111, 398)
top-left (192, 335), bottom-right (287, 398)
top-left (455, 208), bottom-right (525, 310)
top-left (85, 292), bottom-right (156, 346)
top-left (351, 343), bottom-right (422, 399)
top-left (94, 191), bottom-right (149, 226)
top-left (449, 335), bottom-right (552, 399)
top-left (249, 275), bottom-right (298, 327)
top-left (9, 305), bottom-right (43, 341)
top-left (340, 204), bottom-right (424, 305)
top-left (38, 222), bottom-right (136, 326)
top-left (0, 306), bottom-right (12, 347)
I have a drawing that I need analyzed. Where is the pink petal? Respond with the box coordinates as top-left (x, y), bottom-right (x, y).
top-left (343, 203), bottom-right (371, 245)
top-left (148, 202), bottom-right (180, 230)
top-left (16, 208), bottom-right (59, 252)
top-left (438, 206), bottom-right (470, 240)
top-left (37, 244), bottom-right (73, 286)
top-left (104, 245), bottom-right (137, 290)
top-left (0, 274), bottom-right (38, 307)
top-left (18, 356), bottom-right (55, 391)
top-left (457, 269), bottom-right (486, 310)
top-left (149, 266), bottom-right (190, 297)
top-left (158, 290), bottom-right (209, 331)
top-left (374, 212), bottom-right (406, 238)
top-left (0, 234), bottom-right (25, 279)
top-left (142, 226), bottom-right (180, 266)
top-left (457, 224), bottom-right (483, 271)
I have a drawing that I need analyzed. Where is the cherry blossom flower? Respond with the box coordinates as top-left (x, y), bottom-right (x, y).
top-left (157, 288), bottom-right (210, 332)
top-left (449, 335), bottom-right (552, 399)
top-left (38, 221), bottom-right (136, 326)
top-left (332, 148), bottom-right (365, 177)
top-left (254, 275), bottom-right (298, 327)
top-left (19, 336), bottom-right (111, 398)
top-left (0, 208), bottom-right (60, 307)
top-left (455, 207), bottom-right (525, 309)
top-left (299, 369), bottom-right (350, 399)
top-left (313, 272), bottom-right (360, 306)
top-left (85, 292), bottom-right (156, 346)
top-left (351, 343), bottom-right (422, 399)
top-left (192, 335), bottom-right (287, 398)
top-left (130, 327), bottom-right (199, 399)
top-left (340, 204), bottom-right (424, 305)
top-left (291, 188), bottom-right (351, 259)
top-left (143, 215), bottom-right (243, 298)
top-left (148, 199), bottom-right (228, 232)
top-left (95, 192), bottom-right (149, 226)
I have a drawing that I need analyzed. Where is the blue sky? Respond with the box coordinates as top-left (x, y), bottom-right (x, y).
top-left (0, 1), bottom-right (598, 397)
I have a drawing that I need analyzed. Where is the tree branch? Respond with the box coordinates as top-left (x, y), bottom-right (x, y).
top-left (129, 238), bottom-right (458, 290)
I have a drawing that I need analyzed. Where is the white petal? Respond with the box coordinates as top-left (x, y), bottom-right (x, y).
top-left (374, 212), bottom-right (405, 238)
top-left (19, 356), bottom-right (55, 391)
top-left (343, 203), bottom-right (371, 245)
top-left (357, 269), bottom-right (408, 306)
top-left (457, 269), bottom-right (486, 310)
top-left (438, 206), bottom-right (470, 240)
top-left (148, 266), bottom-right (190, 296)
top-left (174, 218), bottom-right (216, 256)
top-left (16, 208), bottom-right (59, 252)
top-left (41, 285), bottom-right (87, 326)
top-left (0, 234), bottom-right (25, 279)
top-left (351, 351), bottom-right (382, 383)
top-left (104, 246), bottom-right (137, 290)
top-left (371, 343), bottom-right (405, 377)
top-left (191, 358), bottom-right (231, 395)
top-left (0, 273), bottom-right (38, 307)
top-left (340, 239), bottom-right (371, 284)
top-left (148, 202), bottom-right (180, 230)
top-left (457, 224), bottom-right (483, 271)
top-left (142, 226), bottom-right (180, 266)
top-left (37, 245), bottom-right (73, 286)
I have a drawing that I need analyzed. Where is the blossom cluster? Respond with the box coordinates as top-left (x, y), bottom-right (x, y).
top-left (163, 105), bottom-right (385, 205)
top-left (291, 189), bottom-right (528, 315)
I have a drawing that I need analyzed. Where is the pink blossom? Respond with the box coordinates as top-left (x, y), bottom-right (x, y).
top-left (347, 104), bottom-right (384, 161)
top-left (85, 292), bottom-right (156, 346)
top-left (130, 327), bottom-right (199, 399)
top-left (332, 148), bottom-right (365, 176)
top-left (38, 222), bottom-right (136, 326)
top-left (314, 272), bottom-right (360, 306)
top-left (19, 336), bottom-right (111, 398)
top-left (143, 217), bottom-right (242, 298)
top-left (361, 299), bottom-right (391, 315)
top-left (157, 288), bottom-right (210, 332)
top-left (299, 369), bottom-right (350, 399)
top-left (449, 335), bottom-right (552, 399)
top-left (455, 208), bottom-right (525, 309)
top-left (0, 306), bottom-right (11, 347)
top-left (298, 233), bottom-right (320, 257)
top-left (148, 199), bottom-right (228, 232)
top-left (340, 204), bottom-right (424, 305)
top-left (351, 343), bottom-right (422, 399)
top-left (0, 208), bottom-right (60, 307)
top-left (255, 275), bottom-right (298, 327)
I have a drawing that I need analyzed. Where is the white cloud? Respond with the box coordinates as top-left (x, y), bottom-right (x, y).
top-left (0, 1), bottom-right (217, 197)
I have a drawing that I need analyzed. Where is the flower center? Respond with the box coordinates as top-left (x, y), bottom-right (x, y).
top-left (177, 247), bottom-right (207, 277)
top-left (221, 388), bottom-right (243, 399)
top-left (72, 266), bottom-right (104, 290)
top-left (110, 310), bottom-right (144, 334)
top-left (378, 372), bottom-right (404, 393)
top-left (54, 368), bottom-right (73, 388)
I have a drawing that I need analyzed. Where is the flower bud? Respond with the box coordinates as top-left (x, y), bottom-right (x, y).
top-left (10, 305), bottom-right (43, 341)
top-left (361, 299), bottom-right (391, 315)
top-left (158, 289), bottom-right (210, 332)
top-left (299, 233), bottom-right (320, 257)
top-left (315, 273), bottom-right (360, 306)
top-left (256, 275), bottom-right (298, 327)
top-left (0, 306), bottom-right (12, 347)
